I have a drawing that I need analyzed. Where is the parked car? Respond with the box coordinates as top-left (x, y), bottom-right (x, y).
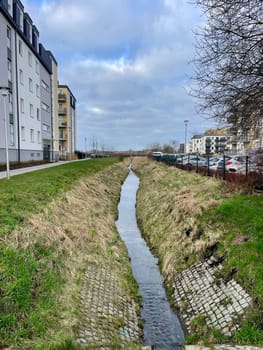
top-left (152, 151), bottom-right (163, 157)
top-left (182, 155), bottom-right (207, 167)
top-left (217, 155), bottom-right (247, 173)
top-left (161, 153), bottom-right (178, 165)
top-left (152, 151), bottom-right (163, 161)
top-left (203, 157), bottom-right (220, 170)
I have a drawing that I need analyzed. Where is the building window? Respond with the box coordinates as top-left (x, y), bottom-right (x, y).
top-left (21, 126), bottom-right (25, 140)
top-left (19, 69), bottom-right (23, 85)
top-left (36, 84), bottom-right (40, 97)
top-left (7, 26), bottom-right (11, 49)
top-left (42, 124), bottom-right (50, 132)
top-left (9, 93), bottom-right (13, 114)
top-left (30, 129), bottom-right (34, 142)
top-left (17, 7), bottom-right (23, 30)
top-left (35, 60), bottom-right (39, 74)
top-left (29, 78), bottom-right (33, 92)
top-left (30, 104), bottom-right (34, 118)
top-left (37, 108), bottom-right (40, 121)
top-left (41, 102), bottom-right (49, 112)
top-left (9, 124), bottom-right (14, 146)
top-left (37, 131), bottom-right (41, 143)
top-left (18, 40), bottom-right (23, 56)
top-left (28, 51), bottom-right (32, 66)
top-left (8, 60), bottom-right (12, 81)
top-left (20, 98), bottom-right (24, 113)
top-left (41, 80), bottom-right (49, 92)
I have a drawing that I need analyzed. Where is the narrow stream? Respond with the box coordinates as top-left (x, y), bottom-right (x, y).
top-left (116, 169), bottom-right (185, 349)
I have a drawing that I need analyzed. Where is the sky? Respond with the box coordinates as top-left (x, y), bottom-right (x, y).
top-left (24, 0), bottom-right (216, 151)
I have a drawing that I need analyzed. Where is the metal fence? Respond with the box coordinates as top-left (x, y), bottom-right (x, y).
top-left (152, 153), bottom-right (263, 190)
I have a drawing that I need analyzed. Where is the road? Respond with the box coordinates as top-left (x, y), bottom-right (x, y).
top-left (0, 159), bottom-right (90, 179)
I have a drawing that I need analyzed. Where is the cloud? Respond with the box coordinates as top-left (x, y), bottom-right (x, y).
top-left (24, 0), bottom-right (214, 150)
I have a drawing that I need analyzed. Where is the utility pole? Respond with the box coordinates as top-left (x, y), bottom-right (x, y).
top-left (184, 120), bottom-right (189, 154)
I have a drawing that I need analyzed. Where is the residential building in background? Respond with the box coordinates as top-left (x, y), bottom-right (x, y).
top-left (230, 120), bottom-right (263, 154)
top-left (189, 129), bottom-right (231, 155)
top-left (189, 126), bottom-right (263, 155)
top-left (58, 85), bottom-right (76, 160)
top-left (0, 0), bottom-right (76, 164)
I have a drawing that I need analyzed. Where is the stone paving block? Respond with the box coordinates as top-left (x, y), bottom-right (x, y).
top-left (76, 264), bottom-right (141, 347)
top-left (172, 258), bottom-right (253, 336)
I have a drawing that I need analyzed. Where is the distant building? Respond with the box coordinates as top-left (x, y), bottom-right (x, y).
top-left (179, 143), bottom-right (185, 154)
top-left (58, 85), bottom-right (76, 159)
top-left (189, 129), bottom-right (231, 155)
top-left (189, 135), bottom-right (203, 154)
top-left (230, 120), bottom-right (263, 154)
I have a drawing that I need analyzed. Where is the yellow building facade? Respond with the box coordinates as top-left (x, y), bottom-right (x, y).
top-left (58, 85), bottom-right (77, 160)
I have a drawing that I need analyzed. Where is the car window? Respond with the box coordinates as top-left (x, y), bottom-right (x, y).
top-left (235, 156), bottom-right (245, 162)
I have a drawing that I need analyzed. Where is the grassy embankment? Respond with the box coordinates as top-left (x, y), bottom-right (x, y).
top-left (132, 157), bottom-right (263, 345)
top-left (0, 158), bottom-right (141, 349)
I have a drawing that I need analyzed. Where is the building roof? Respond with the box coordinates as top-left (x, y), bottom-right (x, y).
top-left (0, 0), bottom-right (53, 74)
top-left (58, 85), bottom-right (77, 101)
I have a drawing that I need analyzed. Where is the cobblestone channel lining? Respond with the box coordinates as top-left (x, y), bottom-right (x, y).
top-left (76, 263), bottom-right (142, 348)
top-left (173, 256), bottom-right (253, 336)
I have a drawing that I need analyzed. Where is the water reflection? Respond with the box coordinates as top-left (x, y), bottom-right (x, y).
top-left (116, 170), bottom-right (185, 349)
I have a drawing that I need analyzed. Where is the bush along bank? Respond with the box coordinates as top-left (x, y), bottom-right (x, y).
top-left (0, 159), bottom-right (143, 350)
top-left (132, 157), bottom-right (263, 346)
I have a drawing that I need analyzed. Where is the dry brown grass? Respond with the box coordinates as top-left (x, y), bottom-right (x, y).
top-left (133, 157), bottom-right (224, 282)
top-left (11, 163), bottom-right (128, 253)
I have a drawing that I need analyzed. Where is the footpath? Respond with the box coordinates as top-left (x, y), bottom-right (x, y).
top-left (0, 159), bottom-right (89, 179)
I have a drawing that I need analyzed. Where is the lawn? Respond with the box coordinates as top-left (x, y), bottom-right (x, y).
top-left (0, 158), bottom-right (118, 235)
top-left (0, 158), bottom-right (121, 348)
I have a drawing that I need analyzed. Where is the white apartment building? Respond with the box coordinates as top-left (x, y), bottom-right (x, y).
top-left (189, 132), bottom-right (231, 155)
top-left (0, 0), bottom-right (69, 163)
top-left (17, 30), bottom-right (43, 161)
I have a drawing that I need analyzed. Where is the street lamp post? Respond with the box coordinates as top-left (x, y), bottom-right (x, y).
top-left (184, 119), bottom-right (189, 154)
top-left (1, 87), bottom-right (10, 179)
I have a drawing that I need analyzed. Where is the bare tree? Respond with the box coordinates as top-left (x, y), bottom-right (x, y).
top-left (147, 142), bottom-right (162, 152)
top-left (193, 0), bottom-right (263, 132)
top-left (147, 140), bottom-right (179, 153)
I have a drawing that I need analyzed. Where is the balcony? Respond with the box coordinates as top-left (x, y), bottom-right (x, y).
top-left (59, 121), bottom-right (67, 128)
top-left (59, 134), bottom-right (67, 140)
top-left (58, 93), bottom-right (67, 101)
top-left (58, 107), bottom-right (67, 115)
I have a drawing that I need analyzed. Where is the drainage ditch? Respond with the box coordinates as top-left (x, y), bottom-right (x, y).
top-left (116, 169), bottom-right (185, 349)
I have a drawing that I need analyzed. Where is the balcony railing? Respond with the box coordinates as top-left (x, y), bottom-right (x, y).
top-left (59, 121), bottom-right (67, 127)
top-left (59, 134), bottom-right (67, 140)
top-left (58, 107), bottom-right (67, 115)
top-left (58, 93), bottom-right (67, 101)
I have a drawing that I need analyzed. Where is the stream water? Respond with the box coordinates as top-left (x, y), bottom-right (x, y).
top-left (116, 169), bottom-right (185, 349)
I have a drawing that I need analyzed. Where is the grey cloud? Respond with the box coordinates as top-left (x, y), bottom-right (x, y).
top-left (24, 0), bottom-right (214, 150)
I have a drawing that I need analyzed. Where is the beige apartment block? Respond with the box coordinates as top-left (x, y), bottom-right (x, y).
top-left (58, 85), bottom-right (77, 160)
